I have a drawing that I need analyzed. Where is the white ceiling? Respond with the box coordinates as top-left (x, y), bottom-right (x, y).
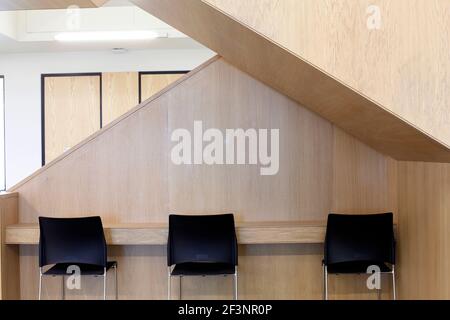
top-left (0, 0), bottom-right (205, 53)
top-left (0, 33), bottom-right (205, 53)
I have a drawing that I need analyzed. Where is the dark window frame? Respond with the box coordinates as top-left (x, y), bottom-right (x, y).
top-left (138, 71), bottom-right (189, 103)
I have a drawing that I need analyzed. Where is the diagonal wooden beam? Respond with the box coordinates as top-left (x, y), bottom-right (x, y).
top-left (131, 0), bottom-right (450, 162)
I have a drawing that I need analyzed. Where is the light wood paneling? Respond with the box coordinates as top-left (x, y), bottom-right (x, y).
top-left (140, 73), bottom-right (185, 103)
top-left (10, 57), bottom-right (396, 299)
top-left (167, 59), bottom-right (333, 222)
top-left (206, 0), bottom-right (450, 148)
top-left (5, 221), bottom-right (330, 245)
top-left (131, 0), bottom-right (450, 162)
top-left (397, 161), bottom-right (450, 299)
top-left (44, 75), bottom-right (101, 164)
top-left (332, 127), bottom-right (398, 220)
top-left (102, 72), bottom-right (139, 126)
top-left (0, 0), bottom-right (107, 10)
top-left (0, 193), bottom-right (19, 300)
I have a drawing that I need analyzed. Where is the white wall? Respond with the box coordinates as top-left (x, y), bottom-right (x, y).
top-left (0, 11), bottom-right (17, 39)
top-left (0, 48), bottom-right (215, 188)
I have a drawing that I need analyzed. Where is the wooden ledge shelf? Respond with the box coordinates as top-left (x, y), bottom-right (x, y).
top-left (5, 221), bottom-right (327, 245)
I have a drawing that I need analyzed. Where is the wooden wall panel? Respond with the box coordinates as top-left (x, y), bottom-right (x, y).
top-left (34, 90), bottom-right (168, 222)
top-left (140, 73), bottom-right (184, 103)
top-left (11, 58), bottom-right (396, 299)
top-left (205, 0), bottom-right (450, 147)
top-left (332, 127), bottom-right (398, 220)
top-left (44, 75), bottom-right (101, 164)
top-left (0, 193), bottom-right (19, 300)
top-left (167, 59), bottom-right (333, 221)
top-left (102, 72), bottom-right (139, 126)
top-left (397, 161), bottom-right (450, 299)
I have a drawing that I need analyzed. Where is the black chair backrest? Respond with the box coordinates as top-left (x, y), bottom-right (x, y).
top-left (39, 216), bottom-right (107, 268)
top-left (167, 214), bottom-right (238, 266)
top-left (324, 213), bottom-right (395, 266)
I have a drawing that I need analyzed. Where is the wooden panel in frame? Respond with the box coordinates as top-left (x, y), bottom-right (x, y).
top-left (102, 72), bottom-right (139, 126)
top-left (139, 71), bottom-right (189, 103)
top-left (42, 73), bottom-right (101, 165)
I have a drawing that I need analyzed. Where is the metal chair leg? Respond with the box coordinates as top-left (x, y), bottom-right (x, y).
top-left (62, 275), bottom-right (65, 300)
top-left (323, 264), bottom-right (328, 300)
top-left (179, 276), bottom-right (182, 300)
top-left (114, 264), bottom-right (118, 300)
top-left (38, 268), bottom-right (43, 300)
top-left (168, 267), bottom-right (171, 300)
top-left (234, 266), bottom-right (238, 300)
top-left (392, 266), bottom-right (396, 300)
top-left (103, 267), bottom-right (107, 300)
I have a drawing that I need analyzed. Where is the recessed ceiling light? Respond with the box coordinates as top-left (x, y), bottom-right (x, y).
top-left (54, 30), bottom-right (159, 42)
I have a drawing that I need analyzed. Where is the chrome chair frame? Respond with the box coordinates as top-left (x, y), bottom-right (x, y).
top-left (168, 265), bottom-right (238, 300)
top-left (323, 263), bottom-right (396, 300)
top-left (38, 263), bottom-right (118, 300)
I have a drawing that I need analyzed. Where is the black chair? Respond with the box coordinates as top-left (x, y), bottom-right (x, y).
top-left (323, 213), bottom-right (396, 300)
top-left (38, 216), bottom-right (118, 300)
top-left (167, 214), bottom-right (238, 300)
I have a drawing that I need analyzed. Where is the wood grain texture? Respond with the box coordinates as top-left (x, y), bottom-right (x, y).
top-left (0, 0), bottom-right (107, 10)
top-left (166, 59), bottom-right (333, 222)
top-left (10, 58), bottom-right (396, 299)
top-left (5, 221), bottom-right (329, 245)
top-left (102, 72), bottom-right (139, 126)
top-left (44, 75), bottom-right (101, 164)
top-left (332, 127), bottom-right (398, 220)
top-left (130, 0), bottom-right (450, 162)
top-left (206, 0), bottom-right (450, 148)
top-left (0, 193), bottom-right (19, 300)
top-left (397, 161), bottom-right (450, 299)
top-left (140, 73), bottom-right (184, 103)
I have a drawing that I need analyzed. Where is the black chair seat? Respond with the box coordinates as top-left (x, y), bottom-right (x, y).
top-left (327, 261), bottom-right (392, 274)
top-left (171, 262), bottom-right (235, 276)
top-left (43, 261), bottom-right (117, 276)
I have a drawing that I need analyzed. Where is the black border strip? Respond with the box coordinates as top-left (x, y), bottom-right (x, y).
top-left (138, 70), bottom-right (189, 103)
top-left (41, 73), bottom-right (102, 166)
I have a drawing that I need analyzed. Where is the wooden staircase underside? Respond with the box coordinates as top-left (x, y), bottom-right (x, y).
top-left (130, 0), bottom-right (450, 162)
top-left (3, 0), bottom-right (449, 162)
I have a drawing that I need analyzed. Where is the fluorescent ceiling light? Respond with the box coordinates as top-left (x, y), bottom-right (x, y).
top-left (54, 30), bottom-right (159, 42)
